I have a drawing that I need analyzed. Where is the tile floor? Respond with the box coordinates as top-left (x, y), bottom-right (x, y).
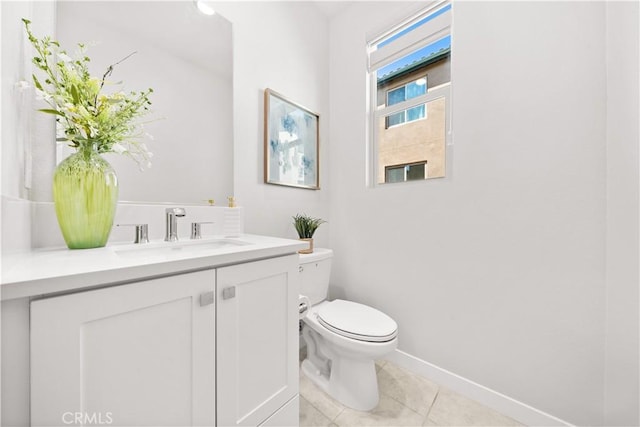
top-left (299, 357), bottom-right (523, 427)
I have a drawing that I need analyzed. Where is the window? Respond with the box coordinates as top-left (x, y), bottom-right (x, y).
top-left (385, 161), bottom-right (428, 183)
top-left (368, 2), bottom-right (452, 185)
top-left (385, 76), bottom-right (427, 128)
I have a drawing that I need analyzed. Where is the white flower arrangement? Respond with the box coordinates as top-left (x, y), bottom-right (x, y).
top-left (23, 18), bottom-right (154, 168)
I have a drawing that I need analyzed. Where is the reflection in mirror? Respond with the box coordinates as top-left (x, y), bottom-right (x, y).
top-left (56, 1), bottom-right (233, 203)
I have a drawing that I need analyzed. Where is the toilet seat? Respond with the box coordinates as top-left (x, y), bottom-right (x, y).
top-left (317, 299), bottom-right (398, 343)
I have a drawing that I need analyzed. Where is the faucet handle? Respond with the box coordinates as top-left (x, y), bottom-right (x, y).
top-left (166, 207), bottom-right (186, 216)
top-left (165, 207), bottom-right (186, 242)
top-left (191, 221), bottom-right (214, 240)
top-left (117, 223), bottom-right (149, 244)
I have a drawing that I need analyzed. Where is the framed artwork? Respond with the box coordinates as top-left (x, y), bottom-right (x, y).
top-left (264, 88), bottom-right (319, 190)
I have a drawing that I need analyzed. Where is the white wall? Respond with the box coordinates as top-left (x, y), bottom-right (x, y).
top-left (604, 2), bottom-right (640, 426)
top-left (213, 1), bottom-right (331, 246)
top-left (329, 2), bottom-right (608, 425)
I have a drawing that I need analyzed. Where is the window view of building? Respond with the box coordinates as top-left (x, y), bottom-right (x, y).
top-left (369, 2), bottom-right (451, 184)
top-left (385, 161), bottom-right (428, 183)
top-left (385, 76), bottom-right (427, 128)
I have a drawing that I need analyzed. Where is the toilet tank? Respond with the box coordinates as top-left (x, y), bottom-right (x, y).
top-left (299, 248), bottom-right (333, 306)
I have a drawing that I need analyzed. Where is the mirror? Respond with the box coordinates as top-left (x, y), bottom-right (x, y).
top-left (56, 1), bottom-right (233, 203)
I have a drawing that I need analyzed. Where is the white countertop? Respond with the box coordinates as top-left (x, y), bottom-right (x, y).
top-left (1, 234), bottom-right (306, 301)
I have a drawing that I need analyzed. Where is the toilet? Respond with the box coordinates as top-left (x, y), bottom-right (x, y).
top-left (299, 248), bottom-right (398, 411)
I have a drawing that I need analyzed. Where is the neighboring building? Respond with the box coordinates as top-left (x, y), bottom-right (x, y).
top-left (376, 48), bottom-right (450, 183)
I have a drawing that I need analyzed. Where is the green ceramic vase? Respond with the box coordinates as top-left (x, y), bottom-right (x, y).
top-left (53, 146), bottom-right (118, 249)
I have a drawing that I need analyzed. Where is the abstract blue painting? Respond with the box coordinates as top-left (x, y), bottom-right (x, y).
top-left (264, 89), bottom-right (319, 189)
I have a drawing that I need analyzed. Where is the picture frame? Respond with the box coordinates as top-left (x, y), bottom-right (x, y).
top-left (264, 88), bottom-right (320, 190)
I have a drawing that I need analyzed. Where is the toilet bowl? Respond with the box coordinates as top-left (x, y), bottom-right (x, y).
top-left (299, 249), bottom-right (398, 411)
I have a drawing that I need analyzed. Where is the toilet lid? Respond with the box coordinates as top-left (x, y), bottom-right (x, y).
top-left (317, 299), bottom-right (398, 343)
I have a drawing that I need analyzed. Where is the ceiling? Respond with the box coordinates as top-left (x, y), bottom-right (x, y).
top-left (312, 1), bottom-right (355, 18)
top-left (68, 1), bottom-right (232, 78)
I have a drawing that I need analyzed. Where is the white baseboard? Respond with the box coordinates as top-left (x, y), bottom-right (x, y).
top-left (385, 349), bottom-right (573, 427)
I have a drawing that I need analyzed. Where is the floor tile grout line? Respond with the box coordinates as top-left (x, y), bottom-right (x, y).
top-left (420, 387), bottom-right (440, 426)
top-left (379, 389), bottom-right (428, 420)
top-left (301, 358), bottom-right (521, 427)
top-left (331, 407), bottom-right (345, 423)
top-left (303, 395), bottom-right (340, 425)
top-left (424, 390), bottom-right (441, 423)
top-left (376, 361), bottom-right (441, 422)
top-left (300, 386), bottom-right (346, 425)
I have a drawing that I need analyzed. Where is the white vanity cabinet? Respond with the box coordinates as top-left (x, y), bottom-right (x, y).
top-left (26, 253), bottom-right (300, 427)
top-left (30, 269), bottom-right (217, 427)
top-left (217, 255), bottom-right (299, 426)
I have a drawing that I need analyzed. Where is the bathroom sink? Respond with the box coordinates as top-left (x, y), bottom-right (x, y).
top-left (114, 238), bottom-right (252, 258)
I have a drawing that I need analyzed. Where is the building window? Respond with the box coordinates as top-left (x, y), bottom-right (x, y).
top-left (385, 76), bottom-right (427, 128)
top-left (385, 161), bottom-right (428, 183)
top-left (368, 1), bottom-right (452, 185)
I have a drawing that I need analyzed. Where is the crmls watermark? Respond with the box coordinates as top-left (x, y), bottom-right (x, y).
top-left (62, 412), bottom-right (113, 425)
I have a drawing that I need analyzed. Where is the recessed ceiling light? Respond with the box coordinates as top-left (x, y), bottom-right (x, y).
top-left (195, 0), bottom-right (215, 16)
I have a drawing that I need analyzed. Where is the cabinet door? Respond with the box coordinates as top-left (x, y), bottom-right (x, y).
top-left (31, 270), bottom-right (216, 427)
top-left (217, 255), bottom-right (299, 426)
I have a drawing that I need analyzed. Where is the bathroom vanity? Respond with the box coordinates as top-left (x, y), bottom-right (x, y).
top-left (1, 234), bottom-right (305, 427)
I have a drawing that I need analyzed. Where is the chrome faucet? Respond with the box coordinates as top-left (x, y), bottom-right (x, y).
top-left (165, 207), bottom-right (186, 242)
top-left (191, 221), bottom-right (214, 240)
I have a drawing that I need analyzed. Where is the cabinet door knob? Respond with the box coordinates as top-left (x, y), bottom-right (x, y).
top-left (222, 286), bottom-right (236, 300)
top-left (200, 291), bottom-right (215, 307)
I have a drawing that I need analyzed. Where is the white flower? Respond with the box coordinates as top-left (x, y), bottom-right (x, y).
top-left (15, 80), bottom-right (30, 90)
top-left (111, 143), bottom-right (128, 154)
top-left (35, 88), bottom-right (52, 101)
top-left (57, 52), bottom-right (72, 62)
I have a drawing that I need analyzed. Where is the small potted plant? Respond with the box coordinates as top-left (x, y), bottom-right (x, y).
top-left (292, 214), bottom-right (326, 254)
